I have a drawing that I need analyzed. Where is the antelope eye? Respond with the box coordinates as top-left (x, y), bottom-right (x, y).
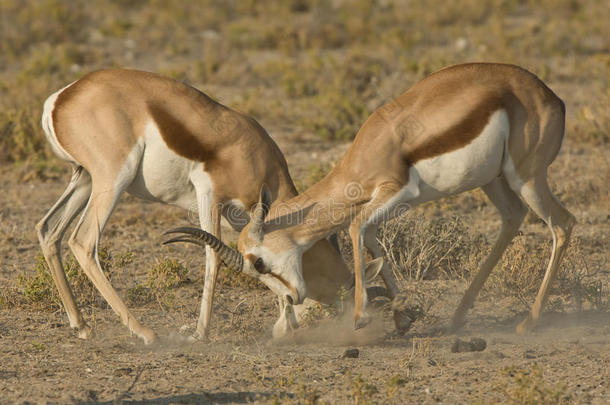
top-left (253, 257), bottom-right (266, 273)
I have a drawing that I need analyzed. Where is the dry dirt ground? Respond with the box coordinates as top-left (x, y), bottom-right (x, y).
top-left (1, 1), bottom-right (609, 404)
top-left (1, 135), bottom-right (608, 404)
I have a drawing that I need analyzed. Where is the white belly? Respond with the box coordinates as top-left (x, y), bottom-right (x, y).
top-left (127, 121), bottom-right (198, 210)
top-left (365, 109), bottom-right (509, 226)
top-left (410, 109), bottom-right (508, 204)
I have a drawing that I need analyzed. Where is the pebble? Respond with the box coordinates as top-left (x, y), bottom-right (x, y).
top-left (451, 337), bottom-right (487, 353)
top-left (341, 348), bottom-right (359, 358)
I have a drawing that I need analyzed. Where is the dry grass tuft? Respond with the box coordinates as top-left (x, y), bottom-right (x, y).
top-left (484, 235), bottom-right (607, 312)
top-left (378, 214), bottom-right (486, 281)
top-left (492, 363), bottom-right (571, 404)
top-left (10, 249), bottom-right (114, 311)
top-left (126, 258), bottom-right (190, 309)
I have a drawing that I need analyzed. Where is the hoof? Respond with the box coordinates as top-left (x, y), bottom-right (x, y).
top-left (140, 328), bottom-right (158, 345)
top-left (354, 315), bottom-right (373, 330)
top-left (75, 324), bottom-right (93, 340)
top-left (165, 332), bottom-right (197, 345)
top-left (516, 316), bottom-right (535, 334)
top-left (193, 327), bottom-right (209, 342)
top-left (447, 317), bottom-right (466, 333)
top-left (393, 309), bottom-right (413, 334)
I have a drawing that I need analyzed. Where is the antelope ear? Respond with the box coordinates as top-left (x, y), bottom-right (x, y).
top-left (258, 184), bottom-right (272, 219)
top-left (248, 184), bottom-right (272, 242)
top-left (364, 257), bottom-right (384, 282)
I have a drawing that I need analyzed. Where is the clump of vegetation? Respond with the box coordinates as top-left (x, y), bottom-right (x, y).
top-left (378, 214), bottom-right (486, 281)
top-left (298, 301), bottom-right (337, 328)
top-left (216, 264), bottom-right (267, 290)
top-left (385, 375), bottom-right (408, 399)
top-left (14, 249), bottom-right (113, 311)
top-left (485, 235), bottom-right (549, 307)
top-left (493, 363), bottom-right (571, 404)
top-left (485, 235), bottom-right (606, 312)
top-left (126, 258), bottom-right (189, 309)
top-left (349, 373), bottom-right (379, 405)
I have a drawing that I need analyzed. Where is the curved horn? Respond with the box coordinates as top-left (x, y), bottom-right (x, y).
top-left (163, 227), bottom-right (244, 272)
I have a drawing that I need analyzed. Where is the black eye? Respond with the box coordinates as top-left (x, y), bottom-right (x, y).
top-left (254, 257), bottom-right (266, 273)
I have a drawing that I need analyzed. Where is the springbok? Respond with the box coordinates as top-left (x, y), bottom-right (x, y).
top-left (173, 63), bottom-right (575, 333)
top-left (36, 69), bottom-right (396, 345)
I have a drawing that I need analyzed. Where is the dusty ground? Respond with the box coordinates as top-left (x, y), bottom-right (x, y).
top-left (1, 135), bottom-right (608, 404)
top-left (1, 1), bottom-right (609, 404)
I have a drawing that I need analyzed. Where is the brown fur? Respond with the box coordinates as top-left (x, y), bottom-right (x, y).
top-left (43, 69), bottom-right (354, 343)
top-left (242, 63), bottom-right (571, 333)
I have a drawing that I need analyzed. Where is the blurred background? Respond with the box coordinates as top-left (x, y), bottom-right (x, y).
top-left (0, 0), bottom-right (608, 176)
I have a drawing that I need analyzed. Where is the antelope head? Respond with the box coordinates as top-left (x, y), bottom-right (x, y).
top-left (164, 185), bottom-right (307, 306)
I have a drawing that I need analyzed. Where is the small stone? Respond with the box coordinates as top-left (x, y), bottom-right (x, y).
top-left (490, 350), bottom-right (507, 359)
top-left (113, 367), bottom-right (133, 377)
top-left (451, 337), bottom-right (487, 353)
top-left (451, 338), bottom-right (471, 353)
top-left (469, 337), bottom-right (487, 351)
top-left (341, 348), bottom-right (359, 358)
top-left (523, 350), bottom-right (537, 359)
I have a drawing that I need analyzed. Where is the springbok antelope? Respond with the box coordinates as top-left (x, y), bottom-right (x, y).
top-left (36, 69), bottom-right (393, 345)
top-left (176, 63), bottom-right (575, 333)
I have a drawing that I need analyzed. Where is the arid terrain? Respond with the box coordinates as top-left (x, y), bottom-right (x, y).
top-left (0, 1), bottom-right (608, 404)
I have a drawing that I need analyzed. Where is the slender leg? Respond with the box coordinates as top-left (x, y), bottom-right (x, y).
top-left (349, 222), bottom-right (370, 329)
top-left (272, 296), bottom-right (299, 338)
top-left (363, 226), bottom-right (399, 298)
top-left (513, 174), bottom-right (575, 333)
top-left (363, 226), bottom-right (413, 332)
top-left (189, 169), bottom-right (222, 339)
top-left (68, 177), bottom-right (156, 344)
top-left (36, 166), bottom-right (92, 338)
top-left (349, 182), bottom-right (402, 329)
top-left (196, 200), bottom-right (221, 339)
top-left (450, 176), bottom-right (527, 330)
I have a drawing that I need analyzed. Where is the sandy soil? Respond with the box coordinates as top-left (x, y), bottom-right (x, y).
top-left (1, 134), bottom-right (608, 404)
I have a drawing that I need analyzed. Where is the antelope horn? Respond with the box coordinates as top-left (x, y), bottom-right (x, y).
top-left (163, 227), bottom-right (244, 272)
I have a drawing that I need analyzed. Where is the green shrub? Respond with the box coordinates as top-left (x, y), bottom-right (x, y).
top-left (127, 258), bottom-right (189, 308)
top-left (16, 250), bottom-right (113, 311)
top-left (494, 363), bottom-right (571, 404)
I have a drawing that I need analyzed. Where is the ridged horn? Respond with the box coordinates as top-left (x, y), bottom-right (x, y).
top-left (163, 227), bottom-right (244, 272)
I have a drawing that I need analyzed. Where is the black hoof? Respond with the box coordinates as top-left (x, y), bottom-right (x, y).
top-left (354, 316), bottom-right (373, 330)
top-left (393, 309), bottom-right (414, 334)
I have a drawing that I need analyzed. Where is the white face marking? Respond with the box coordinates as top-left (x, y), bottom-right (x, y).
top-left (247, 244), bottom-right (306, 304)
top-left (42, 81), bottom-right (77, 163)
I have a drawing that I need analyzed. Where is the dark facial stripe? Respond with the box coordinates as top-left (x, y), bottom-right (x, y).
top-left (268, 273), bottom-right (298, 298)
top-left (245, 254), bottom-right (298, 298)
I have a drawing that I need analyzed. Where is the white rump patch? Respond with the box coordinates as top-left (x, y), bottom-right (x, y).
top-left (41, 81), bottom-right (77, 163)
